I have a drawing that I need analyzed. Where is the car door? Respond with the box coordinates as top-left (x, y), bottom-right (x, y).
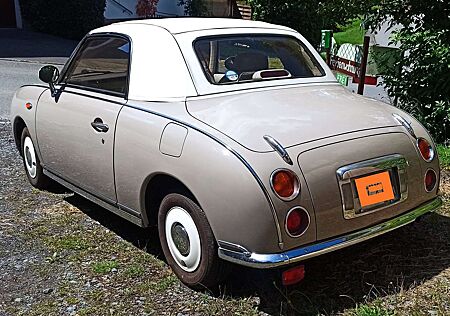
top-left (36, 35), bottom-right (130, 204)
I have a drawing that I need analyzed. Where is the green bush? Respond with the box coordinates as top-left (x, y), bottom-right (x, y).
top-left (247, 0), bottom-right (375, 47)
top-left (20, 0), bottom-right (106, 39)
top-left (366, 0), bottom-right (450, 143)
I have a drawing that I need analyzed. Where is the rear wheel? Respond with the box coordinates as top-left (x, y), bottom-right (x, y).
top-left (21, 127), bottom-right (51, 189)
top-left (158, 193), bottom-right (227, 290)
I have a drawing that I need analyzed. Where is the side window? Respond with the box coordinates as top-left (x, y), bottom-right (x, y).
top-left (64, 36), bottom-right (130, 96)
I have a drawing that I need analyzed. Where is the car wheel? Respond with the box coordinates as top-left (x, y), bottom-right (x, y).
top-left (158, 193), bottom-right (227, 290)
top-left (21, 127), bottom-right (50, 189)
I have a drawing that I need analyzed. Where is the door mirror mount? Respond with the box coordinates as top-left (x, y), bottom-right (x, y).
top-left (39, 65), bottom-right (60, 97)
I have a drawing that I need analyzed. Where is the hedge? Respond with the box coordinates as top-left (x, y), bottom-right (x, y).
top-left (20, 0), bottom-right (106, 40)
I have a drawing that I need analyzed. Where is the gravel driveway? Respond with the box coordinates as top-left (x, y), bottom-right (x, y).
top-left (0, 120), bottom-right (267, 316)
top-left (1, 117), bottom-right (450, 315)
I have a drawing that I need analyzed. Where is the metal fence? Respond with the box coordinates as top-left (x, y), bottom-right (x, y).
top-left (328, 36), bottom-right (370, 95)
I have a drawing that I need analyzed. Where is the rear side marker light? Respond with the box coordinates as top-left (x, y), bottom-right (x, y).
top-left (282, 265), bottom-right (305, 286)
top-left (417, 138), bottom-right (434, 162)
top-left (285, 207), bottom-right (310, 237)
top-left (424, 169), bottom-right (437, 192)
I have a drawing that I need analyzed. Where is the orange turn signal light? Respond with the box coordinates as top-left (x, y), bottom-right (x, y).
top-left (270, 169), bottom-right (300, 200)
top-left (25, 102), bottom-right (32, 110)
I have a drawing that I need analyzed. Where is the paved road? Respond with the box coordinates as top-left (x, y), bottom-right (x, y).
top-left (0, 60), bottom-right (44, 119)
top-left (0, 29), bottom-right (77, 119)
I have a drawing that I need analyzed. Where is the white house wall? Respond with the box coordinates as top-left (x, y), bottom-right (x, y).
top-left (366, 18), bottom-right (401, 48)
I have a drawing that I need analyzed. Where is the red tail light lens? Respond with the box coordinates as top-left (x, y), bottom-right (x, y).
top-left (424, 169), bottom-right (437, 192)
top-left (282, 265), bottom-right (305, 286)
top-left (285, 207), bottom-right (310, 237)
top-left (270, 169), bottom-right (300, 200)
top-left (417, 138), bottom-right (434, 162)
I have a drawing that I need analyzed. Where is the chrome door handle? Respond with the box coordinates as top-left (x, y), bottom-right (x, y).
top-left (91, 119), bottom-right (109, 133)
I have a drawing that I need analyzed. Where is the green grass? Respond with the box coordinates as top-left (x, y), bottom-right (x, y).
top-left (438, 144), bottom-right (450, 169)
top-left (350, 303), bottom-right (393, 316)
top-left (92, 260), bottom-right (118, 274)
top-left (44, 235), bottom-right (92, 251)
top-left (124, 264), bottom-right (145, 277)
top-left (334, 19), bottom-right (365, 45)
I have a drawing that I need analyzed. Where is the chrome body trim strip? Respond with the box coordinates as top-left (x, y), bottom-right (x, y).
top-left (392, 113), bottom-right (416, 139)
top-left (336, 154), bottom-right (408, 180)
top-left (218, 197), bottom-right (442, 269)
top-left (336, 154), bottom-right (409, 219)
top-left (263, 135), bottom-right (293, 165)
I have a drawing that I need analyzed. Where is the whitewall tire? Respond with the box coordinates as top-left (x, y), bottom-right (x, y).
top-left (21, 127), bottom-right (50, 189)
top-left (158, 193), bottom-right (228, 290)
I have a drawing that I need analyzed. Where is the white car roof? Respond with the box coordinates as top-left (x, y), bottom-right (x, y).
top-left (90, 19), bottom-right (337, 101)
top-left (100, 17), bottom-right (295, 35)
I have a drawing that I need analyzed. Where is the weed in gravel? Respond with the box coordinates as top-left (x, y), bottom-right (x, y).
top-left (92, 260), bottom-right (119, 273)
top-left (153, 274), bottom-right (178, 292)
top-left (65, 296), bottom-right (80, 305)
top-left (44, 234), bottom-right (92, 252)
top-left (351, 302), bottom-right (393, 316)
top-left (77, 307), bottom-right (104, 316)
top-left (27, 300), bottom-right (58, 316)
top-left (124, 263), bottom-right (145, 277)
top-left (86, 289), bottom-right (104, 302)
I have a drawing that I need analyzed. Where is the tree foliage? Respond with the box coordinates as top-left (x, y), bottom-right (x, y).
top-left (136, 0), bottom-right (159, 17)
top-left (366, 0), bottom-right (450, 143)
top-left (178, 0), bottom-right (208, 16)
top-left (247, 0), bottom-right (371, 46)
top-left (20, 0), bottom-right (106, 40)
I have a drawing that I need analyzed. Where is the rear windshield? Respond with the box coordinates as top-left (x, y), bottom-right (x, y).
top-left (194, 35), bottom-right (325, 85)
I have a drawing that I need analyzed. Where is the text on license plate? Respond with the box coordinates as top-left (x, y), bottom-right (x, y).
top-left (354, 171), bottom-right (395, 208)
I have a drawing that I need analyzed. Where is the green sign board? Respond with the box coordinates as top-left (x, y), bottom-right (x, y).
top-left (321, 30), bottom-right (332, 49)
top-left (336, 72), bottom-right (348, 86)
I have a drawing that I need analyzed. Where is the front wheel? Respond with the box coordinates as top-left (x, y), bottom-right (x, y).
top-left (158, 193), bottom-right (227, 290)
top-left (21, 127), bottom-right (51, 189)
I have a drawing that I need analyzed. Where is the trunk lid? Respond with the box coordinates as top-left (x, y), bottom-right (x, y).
top-left (186, 85), bottom-right (400, 152)
top-left (297, 132), bottom-right (427, 240)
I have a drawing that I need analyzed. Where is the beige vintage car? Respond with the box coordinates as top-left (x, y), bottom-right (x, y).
top-left (10, 18), bottom-right (441, 289)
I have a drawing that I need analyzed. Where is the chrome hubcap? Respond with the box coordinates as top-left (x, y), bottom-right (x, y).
top-left (171, 223), bottom-right (190, 256)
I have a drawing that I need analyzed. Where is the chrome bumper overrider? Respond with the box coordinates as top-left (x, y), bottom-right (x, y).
top-left (218, 197), bottom-right (442, 269)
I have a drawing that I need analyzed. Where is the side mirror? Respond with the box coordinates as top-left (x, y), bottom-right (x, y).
top-left (39, 65), bottom-right (59, 83)
top-left (39, 65), bottom-right (59, 97)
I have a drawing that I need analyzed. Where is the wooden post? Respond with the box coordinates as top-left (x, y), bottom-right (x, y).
top-left (357, 35), bottom-right (370, 95)
top-left (325, 30), bottom-right (333, 67)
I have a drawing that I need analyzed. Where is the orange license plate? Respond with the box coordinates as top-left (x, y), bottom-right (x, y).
top-left (355, 171), bottom-right (395, 208)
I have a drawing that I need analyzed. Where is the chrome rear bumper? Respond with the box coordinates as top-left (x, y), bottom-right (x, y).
top-left (218, 197), bottom-right (442, 269)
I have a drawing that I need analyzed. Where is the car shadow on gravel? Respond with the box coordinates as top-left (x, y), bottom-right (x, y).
top-left (63, 193), bottom-right (450, 315)
top-left (63, 194), bottom-right (163, 257)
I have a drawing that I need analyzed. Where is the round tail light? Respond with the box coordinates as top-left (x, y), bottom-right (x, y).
top-left (285, 207), bottom-right (310, 237)
top-left (270, 169), bottom-right (300, 200)
top-left (417, 138), bottom-right (434, 162)
top-left (424, 169), bottom-right (437, 192)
